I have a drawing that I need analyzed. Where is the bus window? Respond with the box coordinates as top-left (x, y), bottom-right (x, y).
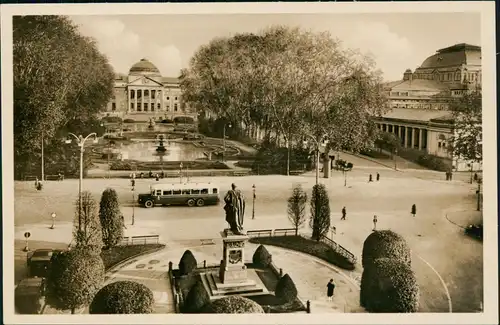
top-left (212, 188), bottom-right (218, 194)
top-left (173, 189), bottom-right (181, 195)
top-left (182, 189), bottom-right (191, 195)
top-left (191, 189), bottom-right (200, 194)
top-left (155, 190), bottom-right (162, 196)
top-left (163, 190), bottom-right (172, 195)
top-left (201, 188), bottom-right (209, 194)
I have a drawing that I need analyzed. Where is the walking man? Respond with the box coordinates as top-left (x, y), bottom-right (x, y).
top-left (373, 215), bottom-right (378, 231)
top-left (327, 279), bottom-right (335, 301)
top-left (341, 206), bottom-right (346, 220)
top-left (369, 174), bottom-right (373, 182)
top-left (376, 172), bottom-right (380, 181)
top-left (411, 204), bottom-right (417, 217)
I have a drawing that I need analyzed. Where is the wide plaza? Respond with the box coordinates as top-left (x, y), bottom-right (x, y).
top-left (14, 152), bottom-right (483, 313)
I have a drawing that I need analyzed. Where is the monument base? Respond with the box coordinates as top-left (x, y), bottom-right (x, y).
top-left (199, 269), bottom-right (267, 300)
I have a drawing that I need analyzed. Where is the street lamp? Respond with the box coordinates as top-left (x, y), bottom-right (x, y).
top-left (222, 122), bottom-right (232, 162)
top-left (131, 185), bottom-right (135, 226)
top-left (100, 123), bottom-right (111, 179)
top-left (394, 148), bottom-right (398, 171)
top-left (50, 212), bottom-right (56, 229)
top-left (65, 133), bottom-right (98, 232)
top-left (476, 178), bottom-right (482, 211)
top-left (303, 135), bottom-right (328, 185)
top-left (252, 184), bottom-right (256, 219)
top-left (179, 162), bottom-right (183, 183)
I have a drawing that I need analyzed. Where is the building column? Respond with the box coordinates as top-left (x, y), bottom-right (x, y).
top-left (411, 128), bottom-right (416, 149)
top-left (404, 127), bottom-right (410, 148)
top-left (135, 89), bottom-right (139, 112)
top-left (418, 128), bottom-right (423, 150)
top-left (398, 125), bottom-right (402, 139)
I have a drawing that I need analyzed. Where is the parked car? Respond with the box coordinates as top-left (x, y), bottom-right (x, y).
top-left (465, 223), bottom-right (482, 240)
top-left (27, 249), bottom-right (62, 278)
top-left (15, 277), bottom-right (46, 314)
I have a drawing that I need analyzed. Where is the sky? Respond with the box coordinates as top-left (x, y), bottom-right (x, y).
top-left (69, 13), bottom-right (481, 82)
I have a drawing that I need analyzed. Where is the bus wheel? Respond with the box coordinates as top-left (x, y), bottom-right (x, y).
top-left (196, 199), bottom-right (205, 207)
top-left (145, 200), bottom-right (154, 208)
top-left (187, 199), bottom-right (196, 207)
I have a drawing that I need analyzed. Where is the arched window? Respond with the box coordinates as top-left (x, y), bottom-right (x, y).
top-left (144, 90), bottom-right (149, 97)
top-left (137, 90), bottom-right (142, 99)
top-left (130, 90), bottom-right (135, 99)
top-left (151, 90), bottom-right (156, 99)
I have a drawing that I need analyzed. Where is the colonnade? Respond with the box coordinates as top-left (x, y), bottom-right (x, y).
top-left (376, 122), bottom-right (427, 150)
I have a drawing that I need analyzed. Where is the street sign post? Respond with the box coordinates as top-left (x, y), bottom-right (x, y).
top-left (50, 212), bottom-right (56, 229)
top-left (23, 231), bottom-right (31, 252)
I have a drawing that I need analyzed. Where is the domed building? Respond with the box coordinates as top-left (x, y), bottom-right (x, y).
top-left (106, 58), bottom-right (195, 119)
top-left (376, 43), bottom-right (482, 172)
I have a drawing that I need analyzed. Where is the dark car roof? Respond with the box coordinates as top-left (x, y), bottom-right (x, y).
top-left (32, 249), bottom-right (53, 257)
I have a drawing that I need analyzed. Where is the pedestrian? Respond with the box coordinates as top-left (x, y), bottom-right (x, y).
top-left (327, 279), bottom-right (335, 301)
top-left (369, 174), bottom-right (373, 182)
top-left (121, 215), bottom-right (127, 229)
top-left (341, 206), bottom-right (346, 220)
top-left (376, 172), bottom-right (380, 181)
top-left (34, 177), bottom-right (39, 189)
top-left (140, 172), bottom-right (144, 178)
top-left (373, 215), bottom-right (378, 231)
top-left (131, 179), bottom-right (135, 187)
top-left (161, 170), bottom-right (165, 178)
top-left (149, 170), bottom-right (153, 178)
top-left (445, 171), bottom-right (449, 181)
top-left (411, 204), bottom-right (416, 217)
top-left (449, 172), bottom-right (453, 181)
top-left (474, 173), bottom-right (478, 182)
top-left (155, 174), bottom-right (160, 181)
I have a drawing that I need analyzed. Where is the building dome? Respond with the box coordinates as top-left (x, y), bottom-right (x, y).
top-left (129, 58), bottom-right (161, 77)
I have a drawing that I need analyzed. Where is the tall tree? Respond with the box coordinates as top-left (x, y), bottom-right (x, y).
top-left (448, 89), bottom-right (482, 164)
top-left (74, 191), bottom-right (103, 253)
top-left (45, 249), bottom-right (105, 314)
top-left (287, 184), bottom-right (308, 235)
top-left (309, 184), bottom-right (331, 240)
top-left (13, 15), bottom-right (114, 178)
top-left (99, 188), bottom-right (124, 249)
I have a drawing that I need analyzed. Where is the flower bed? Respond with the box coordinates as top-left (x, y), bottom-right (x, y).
top-left (100, 244), bottom-right (165, 270)
top-left (250, 235), bottom-right (357, 270)
top-left (110, 160), bottom-right (230, 171)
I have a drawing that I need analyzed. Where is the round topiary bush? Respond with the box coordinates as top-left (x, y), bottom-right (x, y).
top-left (183, 280), bottom-right (210, 313)
top-left (274, 273), bottom-right (298, 302)
top-left (89, 281), bottom-right (154, 314)
top-left (179, 250), bottom-right (198, 275)
top-left (361, 258), bottom-right (419, 313)
top-left (362, 230), bottom-right (411, 268)
top-left (203, 295), bottom-right (265, 313)
top-left (252, 245), bottom-right (272, 267)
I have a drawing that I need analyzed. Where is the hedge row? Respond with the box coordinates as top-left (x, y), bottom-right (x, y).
top-left (361, 230), bottom-right (411, 268)
top-left (89, 281), bottom-right (154, 314)
top-left (397, 148), bottom-right (451, 172)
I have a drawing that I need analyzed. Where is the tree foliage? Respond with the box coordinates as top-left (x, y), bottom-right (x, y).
top-left (89, 281), bottom-right (154, 314)
top-left (362, 230), bottom-right (411, 268)
top-left (13, 16), bottom-right (114, 179)
top-left (178, 250), bottom-right (198, 275)
top-left (74, 191), bottom-right (103, 253)
top-left (360, 258), bottom-right (419, 313)
top-left (45, 249), bottom-right (105, 313)
top-left (375, 132), bottom-right (401, 153)
top-left (252, 245), bottom-right (272, 267)
top-left (203, 295), bottom-right (265, 314)
top-left (183, 280), bottom-right (210, 313)
top-left (275, 273), bottom-right (298, 303)
top-left (448, 90), bottom-right (482, 163)
top-left (287, 184), bottom-right (308, 235)
top-left (180, 25), bottom-right (388, 163)
top-left (309, 184), bottom-right (331, 241)
top-left (99, 188), bottom-right (124, 248)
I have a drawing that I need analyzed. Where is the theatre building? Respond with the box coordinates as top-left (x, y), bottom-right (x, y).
top-left (105, 58), bottom-right (196, 120)
top-left (376, 43), bottom-right (482, 172)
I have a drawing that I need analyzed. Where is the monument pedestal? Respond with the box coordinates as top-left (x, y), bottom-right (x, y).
top-left (219, 229), bottom-right (249, 284)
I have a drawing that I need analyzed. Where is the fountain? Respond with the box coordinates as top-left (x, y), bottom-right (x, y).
top-left (148, 117), bottom-right (156, 130)
top-left (156, 134), bottom-right (167, 153)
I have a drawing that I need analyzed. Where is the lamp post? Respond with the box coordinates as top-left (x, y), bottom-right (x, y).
top-left (252, 184), bottom-right (256, 219)
top-left (222, 122), bottom-right (232, 162)
top-left (50, 212), bottom-right (56, 229)
top-left (394, 148), bottom-right (398, 171)
top-left (101, 123), bottom-right (111, 179)
top-left (179, 162), bottom-right (183, 183)
top-left (41, 131), bottom-right (45, 182)
top-left (65, 133), bottom-right (98, 232)
top-left (303, 135), bottom-right (328, 185)
top-left (131, 185), bottom-right (135, 226)
top-left (476, 178), bottom-right (482, 211)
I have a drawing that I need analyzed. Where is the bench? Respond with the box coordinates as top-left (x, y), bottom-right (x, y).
top-left (45, 174), bottom-right (64, 181)
top-left (24, 175), bottom-right (38, 181)
top-left (118, 237), bottom-right (130, 246)
top-left (233, 171), bottom-right (248, 177)
top-left (247, 229), bottom-right (273, 238)
top-left (289, 170), bottom-right (305, 176)
top-left (273, 228), bottom-right (296, 237)
top-left (129, 235), bottom-right (160, 245)
top-left (200, 238), bottom-right (215, 246)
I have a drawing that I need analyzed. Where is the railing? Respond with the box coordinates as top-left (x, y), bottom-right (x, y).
top-left (273, 228), bottom-right (297, 237)
top-left (318, 235), bottom-right (355, 261)
top-left (119, 235), bottom-right (160, 246)
top-left (246, 229), bottom-right (273, 238)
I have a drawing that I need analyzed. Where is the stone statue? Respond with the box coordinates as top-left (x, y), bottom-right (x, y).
top-left (224, 183), bottom-right (246, 235)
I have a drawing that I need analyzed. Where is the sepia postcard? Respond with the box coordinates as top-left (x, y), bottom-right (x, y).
top-left (1, 2), bottom-right (498, 324)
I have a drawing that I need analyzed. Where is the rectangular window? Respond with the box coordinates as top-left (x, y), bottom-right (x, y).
top-left (191, 189), bottom-right (200, 194)
top-left (175, 97), bottom-right (178, 100)
top-left (157, 103), bottom-right (161, 110)
top-left (144, 103), bottom-right (148, 111)
top-left (163, 190), bottom-right (172, 195)
top-left (212, 188), bottom-right (218, 194)
top-left (151, 90), bottom-right (156, 99)
top-left (112, 103), bottom-right (116, 111)
top-left (155, 190), bottom-right (162, 196)
top-left (131, 103), bottom-right (135, 109)
top-left (182, 189), bottom-right (190, 195)
top-left (173, 189), bottom-right (181, 195)
top-left (201, 188), bottom-right (209, 194)
top-left (174, 103), bottom-right (178, 111)
top-left (137, 103), bottom-right (142, 111)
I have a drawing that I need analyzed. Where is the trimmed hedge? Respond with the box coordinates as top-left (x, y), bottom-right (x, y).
top-left (397, 147), bottom-right (451, 172)
top-left (183, 279), bottom-right (210, 313)
top-left (362, 230), bottom-right (411, 268)
top-left (123, 119), bottom-right (135, 123)
top-left (203, 295), bottom-right (265, 314)
top-left (274, 274), bottom-right (298, 303)
top-left (360, 258), bottom-right (419, 313)
top-left (250, 236), bottom-right (356, 270)
top-left (252, 245), bottom-right (272, 267)
top-left (89, 281), bottom-right (154, 314)
top-left (179, 250), bottom-right (197, 276)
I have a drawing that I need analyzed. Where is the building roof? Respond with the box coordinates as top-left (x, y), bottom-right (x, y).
top-left (390, 79), bottom-right (449, 92)
top-left (419, 43), bottom-right (481, 69)
top-left (129, 58), bottom-right (162, 77)
top-left (161, 77), bottom-right (180, 84)
top-left (381, 108), bottom-right (453, 122)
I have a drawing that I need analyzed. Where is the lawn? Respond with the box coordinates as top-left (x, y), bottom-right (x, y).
top-left (100, 243), bottom-right (166, 270)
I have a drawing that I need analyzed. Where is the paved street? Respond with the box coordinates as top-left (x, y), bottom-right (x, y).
top-left (13, 155), bottom-right (483, 312)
